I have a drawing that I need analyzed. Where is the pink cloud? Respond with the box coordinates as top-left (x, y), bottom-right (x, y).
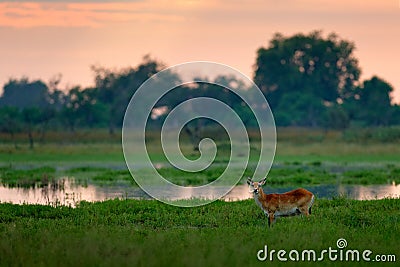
top-left (0, 1), bottom-right (185, 28)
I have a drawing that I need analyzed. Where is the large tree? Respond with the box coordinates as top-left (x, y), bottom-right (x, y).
top-left (346, 76), bottom-right (394, 126)
top-left (57, 86), bottom-right (107, 132)
top-left (92, 56), bottom-right (166, 134)
top-left (0, 78), bottom-right (50, 109)
top-left (0, 78), bottom-right (57, 145)
top-left (254, 31), bottom-right (361, 126)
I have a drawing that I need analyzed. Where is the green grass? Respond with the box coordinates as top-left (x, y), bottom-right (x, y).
top-left (266, 163), bottom-right (400, 186)
top-left (2, 161), bottom-right (400, 188)
top-left (1, 136), bottom-right (400, 165)
top-left (156, 166), bottom-right (225, 186)
top-left (1, 131), bottom-right (399, 266)
top-left (0, 143), bottom-right (125, 164)
top-left (0, 166), bottom-right (56, 188)
top-left (274, 141), bottom-right (400, 163)
top-left (342, 167), bottom-right (400, 185)
top-left (0, 198), bottom-right (398, 267)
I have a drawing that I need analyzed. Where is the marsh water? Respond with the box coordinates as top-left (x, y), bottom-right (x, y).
top-left (0, 177), bottom-right (399, 206)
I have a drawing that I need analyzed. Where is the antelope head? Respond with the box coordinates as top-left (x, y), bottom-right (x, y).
top-left (247, 177), bottom-right (267, 195)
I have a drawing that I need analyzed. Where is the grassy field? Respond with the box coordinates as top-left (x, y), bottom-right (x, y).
top-left (2, 141), bottom-right (400, 164)
top-left (1, 139), bottom-right (400, 187)
top-left (1, 129), bottom-right (400, 266)
top-left (1, 127), bottom-right (400, 165)
top-left (0, 198), bottom-right (399, 267)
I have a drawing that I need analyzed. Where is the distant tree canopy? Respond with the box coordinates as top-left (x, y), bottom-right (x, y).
top-left (0, 56), bottom-right (251, 148)
top-left (0, 78), bottom-right (50, 109)
top-left (345, 76), bottom-right (395, 126)
top-left (254, 31), bottom-right (399, 127)
top-left (91, 56), bottom-right (166, 134)
top-left (254, 31), bottom-right (365, 127)
top-left (0, 32), bottom-right (399, 147)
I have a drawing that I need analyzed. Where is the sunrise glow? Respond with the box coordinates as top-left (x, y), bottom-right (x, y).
top-left (0, 0), bottom-right (399, 102)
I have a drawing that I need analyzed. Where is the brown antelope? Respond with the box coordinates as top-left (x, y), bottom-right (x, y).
top-left (247, 177), bottom-right (314, 227)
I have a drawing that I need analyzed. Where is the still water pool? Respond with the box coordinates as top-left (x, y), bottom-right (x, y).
top-left (0, 178), bottom-right (399, 206)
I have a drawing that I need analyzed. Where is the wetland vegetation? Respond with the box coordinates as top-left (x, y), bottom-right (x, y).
top-left (0, 198), bottom-right (399, 267)
top-left (1, 129), bottom-right (400, 266)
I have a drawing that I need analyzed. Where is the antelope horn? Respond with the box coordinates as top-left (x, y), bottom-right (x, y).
top-left (246, 177), bottom-right (252, 184)
top-left (259, 177), bottom-right (267, 185)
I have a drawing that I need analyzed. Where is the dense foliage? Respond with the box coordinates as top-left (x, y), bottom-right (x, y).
top-left (1, 32), bottom-right (399, 147)
top-left (254, 31), bottom-right (399, 127)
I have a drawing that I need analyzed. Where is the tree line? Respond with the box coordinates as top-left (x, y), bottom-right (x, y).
top-left (254, 31), bottom-right (399, 128)
top-left (1, 32), bottom-right (399, 147)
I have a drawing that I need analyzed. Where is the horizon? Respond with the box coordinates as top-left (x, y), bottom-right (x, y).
top-left (0, 0), bottom-right (399, 103)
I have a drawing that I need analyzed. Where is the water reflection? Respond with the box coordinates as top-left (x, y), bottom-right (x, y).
top-left (0, 179), bottom-right (399, 206)
top-left (0, 178), bottom-right (147, 207)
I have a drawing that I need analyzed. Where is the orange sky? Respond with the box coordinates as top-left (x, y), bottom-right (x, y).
top-left (0, 0), bottom-right (399, 102)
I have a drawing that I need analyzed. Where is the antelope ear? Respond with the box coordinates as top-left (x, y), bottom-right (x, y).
top-left (246, 177), bottom-right (252, 185)
top-left (259, 177), bottom-right (267, 186)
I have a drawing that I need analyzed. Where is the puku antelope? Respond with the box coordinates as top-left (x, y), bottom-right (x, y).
top-left (247, 177), bottom-right (314, 227)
